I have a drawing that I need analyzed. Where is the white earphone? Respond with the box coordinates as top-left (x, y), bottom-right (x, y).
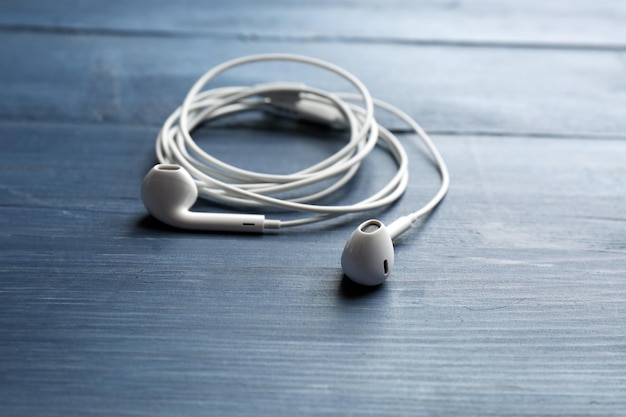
top-left (141, 53), bottom-right (450, 286)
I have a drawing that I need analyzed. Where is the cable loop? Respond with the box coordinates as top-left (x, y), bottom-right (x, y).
top-left (155, 53), bottom-right (449, 228)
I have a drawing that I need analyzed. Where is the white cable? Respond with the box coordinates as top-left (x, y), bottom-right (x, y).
top-left (154, 53), bottom-right (449, 236)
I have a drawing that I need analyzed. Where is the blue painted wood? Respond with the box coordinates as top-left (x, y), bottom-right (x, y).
top-left (2, 0), bottom-right (625, 47)
top-left (2, 120), bottom-right (625, 416)
top-left (1, 33), bottom-right (625, 137)
top-left (1, 1), bottom-right (625, 416)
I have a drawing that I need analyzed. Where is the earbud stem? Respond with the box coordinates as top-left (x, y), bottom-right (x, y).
top-left (386, 215), bottom-right (414, 239)
top-left (174, 212), bottom-right (280, 233)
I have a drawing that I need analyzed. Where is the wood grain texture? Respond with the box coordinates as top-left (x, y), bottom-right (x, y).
top-left (1, 121), bottom-right (625, 416)
top-left (1, 1), bottom-right (625, 416)
top-left (1, 33), bottom-right (625, 137)
top-left (2, 0), bottom-right (625, 47)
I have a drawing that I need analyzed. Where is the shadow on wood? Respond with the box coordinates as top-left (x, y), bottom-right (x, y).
top-left (337, 274), bottom-right (386, 299)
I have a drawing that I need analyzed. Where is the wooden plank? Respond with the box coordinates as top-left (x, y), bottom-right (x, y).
top-left (1, 0), bottom-right (625, 47)
top-left (1, 121), bottom-right (625, 415)
top-left (1, 33), bottom-right (625, 137)
top-left (2, 1), bottom-right (625, 415)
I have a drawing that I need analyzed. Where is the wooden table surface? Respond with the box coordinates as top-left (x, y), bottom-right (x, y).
top-left (1, 1), bottom-right (625, 415)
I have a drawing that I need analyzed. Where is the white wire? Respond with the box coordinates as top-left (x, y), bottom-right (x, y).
top-left (155, 53), bottom-right (449, 231)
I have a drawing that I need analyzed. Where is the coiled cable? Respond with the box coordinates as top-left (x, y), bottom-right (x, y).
top-left (154, 53), bottom-right (449, 232)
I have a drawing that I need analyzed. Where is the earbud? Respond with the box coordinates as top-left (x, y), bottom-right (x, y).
top-left (141, 164), bottom-right (278, 232)
top-left (341, 219), bottom-right (395, 286)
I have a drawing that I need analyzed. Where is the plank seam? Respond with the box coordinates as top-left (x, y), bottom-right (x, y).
top-left (1, 24), bottom-right (625, 53)
top-left (0, 118), bottom-right (624, 141)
